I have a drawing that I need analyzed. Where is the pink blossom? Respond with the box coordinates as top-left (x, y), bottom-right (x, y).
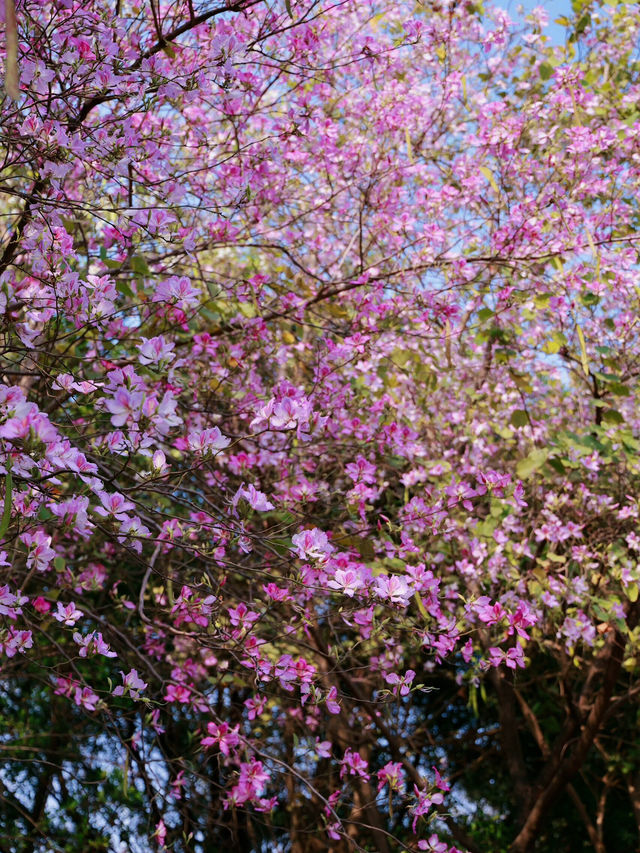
top-left (54, 601), bottom-right (83, 627)
top-left (225, 759), bottom-right (270, 807)
top-left (151, 449), bottom-right (169, 474)
top-left (21, 530), bottom-right (55, 572)
top-left (326, 685), bottom-right (341, 715)
top-left (3, 629), bottom-right (33, 657)
top-left (315, 739), bottom-right (332, 758)
top-left (327, 568), bottom-right (362, 597)
top-left (250, 395), bottom-right (314, 434)
top-left (186, 427), bottom-right (230, 455)
top-left (137, 335), bottom-right (175, 366)
top-left (234, 483), bottom-right (274, 512)
top-left (345, 455), bottom-right (377, 484)
top-left (339, 748), bottom-right (369, 780)
top-left (474, 597), bottom-right (506, 626)
top-left (73, 631), bottom-right (117, 658)
top-left (262, 583), bottom-right (292, 602)
top-left (377, 761), bottom-right (405, 793)
top-left (153, 276), bottom-right (200, 309)
top-left (202, 721), bottom-right (241, 756)
top-left (104, 387), bottom-right (144, 427)
top-left (374, 574), bottom-right (412, 607)
top-left (164, 683), bottom-right (191, 703)
top-left (228, 601), bottom-right (260, 630)
top-left (153, 819), bottom-right (167, 849)
top-left (74, 686), bottom-right (100, 712)
top-left (49, 496), bottom-right (93, 536)
top-left (113, 669), bottom-right (147, 699)
top-left (385, 669), bottom-right (416, 697)
top-left (291, 527), bottom-right (333, 562)
top-left (94, 490), bottom-right (135, 521)
top-left (0, 585), bottom-right (27, 618)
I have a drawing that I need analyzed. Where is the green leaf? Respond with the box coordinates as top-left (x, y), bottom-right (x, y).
top-left (414, 591), bottom-right (428, 620)
top-left (391, 348), bottom-right (412, 367)
top-left (238, 302), bottom-right (256, 318)
top-left (479, 166), bottom-right (499, 192)
top-left (547, 552), bottom-right (566, 564)
top-left (340, 535), bottom-right (375, 560)
top-left (533, 292), bottom-right (551, 309)
top-left (468, 682), bottom-right (479, 718)
top-left (542, 331), bottom-right (566, 354)
top-left (131, 255), bottom-right (150, 275)
top-left (510, 409), bottom-right (529, 428)
top-left (116, 280), bottom-right (135, 299)
top-left (0, 469), bottom-right (12, 540)
top-left (601, 408), bottom-right (624, 425)
top-left (548, 457), bottom-right (566, 474)
top-left (575, 12), bottom-right (591, 35)
top-left (580, 290), bottom-right (600, 307)
top-left (576, 325), bottom-right (589, 376)
top-left (539, 62), bottom-right (553, 81)
top-left (405, 127), bottom-right (414, 164)
top-left (516, 448), bottom-right (549, 479)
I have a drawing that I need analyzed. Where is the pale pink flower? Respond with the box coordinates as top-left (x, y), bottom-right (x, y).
top-left (4, 629), bottom-right (33, 657)
top-left (137, 335), bottom-right (175, 366)
top-left (94, 491), bottom-right (135, 521)
top-left (73, 631), bottom-right (117, 658)
top-left (113, 669), bottom-right (147, 699)
top-left (327, 568), bottom-right (362, 597)
top-left (234, 483), bottom-right (274, 512)
top-left (326, 685), bottom-right (341, 715)
top-left (374, 574), bottom-right (412, 606)
top-left (186, 427), bottom-right (230, 455)
top-left (54, 601), bottom-right (83, 627)
top-left (291, 528), bottom-right (332, 562)
top-left (21, 530), bottom-right (55, 572)
top-left (104, 387), bottom-right (144, 427)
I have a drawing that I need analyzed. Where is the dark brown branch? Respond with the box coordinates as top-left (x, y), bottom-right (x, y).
top-left (509, 605), bottom-right (639, 853)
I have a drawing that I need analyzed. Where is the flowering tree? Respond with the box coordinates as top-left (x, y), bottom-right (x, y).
top-left (2, 0), bottom-right (640, 850)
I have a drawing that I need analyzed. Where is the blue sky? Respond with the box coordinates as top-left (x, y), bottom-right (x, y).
top-left (497, 0), bottom-right (575, 44)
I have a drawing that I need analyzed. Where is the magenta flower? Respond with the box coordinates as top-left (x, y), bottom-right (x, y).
top-left (326, 686), bottom-right (341, 715)
top-left (202, 721), bottom-right (241, 757)
top-left (339, 748), bottom-right (369, 780)
top-left (164, 683), bottom-right (191, 703)
top-left (377, 761), bottom-right (405, 793)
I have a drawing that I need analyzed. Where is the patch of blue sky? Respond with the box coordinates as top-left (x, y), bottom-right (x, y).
top-left (495, 0), bottom-right (575, 45)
